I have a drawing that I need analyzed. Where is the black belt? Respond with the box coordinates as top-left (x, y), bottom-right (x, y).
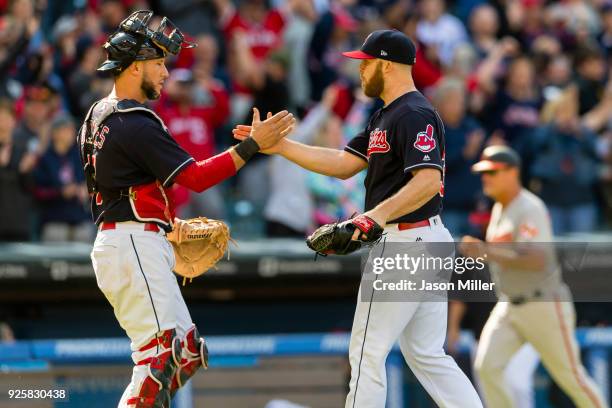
top-left (510, 289), bottom-right (543, 305)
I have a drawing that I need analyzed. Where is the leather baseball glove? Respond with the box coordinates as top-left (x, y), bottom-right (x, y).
top-left (166, 217), bottom-right (231, 284)
top-left (306, 214), bottom-right (384, 256)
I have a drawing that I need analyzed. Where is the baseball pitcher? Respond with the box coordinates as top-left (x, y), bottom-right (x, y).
top-left (234, 30), bottom-right (482, 408)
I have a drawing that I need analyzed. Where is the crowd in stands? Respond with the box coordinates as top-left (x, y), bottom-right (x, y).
top-left (0, 0), bottom-right (611, 242)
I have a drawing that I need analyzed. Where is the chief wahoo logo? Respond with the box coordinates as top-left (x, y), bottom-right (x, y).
top-left (414, 124), bottom-right (436, 153)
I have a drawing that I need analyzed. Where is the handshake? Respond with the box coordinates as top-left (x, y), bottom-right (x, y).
top-left (233, 108), bottom-right (294, 155)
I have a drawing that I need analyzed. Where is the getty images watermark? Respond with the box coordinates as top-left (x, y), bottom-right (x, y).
top-left (370, 253), bottom-right (495, 292)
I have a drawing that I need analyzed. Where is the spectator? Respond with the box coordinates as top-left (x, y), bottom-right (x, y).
top-left (237, 50), bottom-right (291, 209)
top-left (156, 68), bottom-right (230, 220)
top-left (51, 15), bottom-right (79, 82)
top-left (264, 84), bottom-right (339, 237)
top-left (434, 78), bottom-right (486, 237)
top-left (192, 33), bottom-right (230, 92)
top-left (0, 99), bottom-right (35, 241)
top-left (399, 10), bottom-right (443, 93)
top-left (416, 0), bottom-right (468, 68)
top-left (511, 0), bottom-right (546, 48)
top-left (531, 86), bottom-right (601, 234)
top-left (573, 45), bottom-right (607, 115)
top-left (0, 321), bottom-right (15, 342)
top-left (283, 0), bottom-right (318, 112)
top-left (216, 0), bottom-right (286, 88)
top-left (308, 2), bottom-right (358, 101)
top-left (468, 3), bottom-right (500, 59)
top-left (599, 4), bottom-right (612, 58)
top-left (215, 0), bottom-right (289, 124)
top-left (548, 0), bottom-right (601, 41)
top-left (306, 93), bottom-right (368, 226)
top-left (217, 0), bottom-right (286, 62)
top-left (582, 68), bottom-right (612, 133)
top-left (98, 0), bottom-right (127, 35)
top-left (541, 54), bottom-right (573, 100)
top-left (483, 56), bottom-right (541, 173)
top-left (158, 68), bottom-right (229, 165)
top-left (32, 114), bottom-right (91, 242)
top-left (13, 85), bottom-right (55, 153)
top-left (307, 116), bottom-right (365, 226)
top-left (0, 3), bottom-right (38, 98)
top-left (68, 37), bottom-right (112, 120)
top-left (157, 0), bottom-right (219, 37)
top-left (0, 0), bottom-right (609, 241)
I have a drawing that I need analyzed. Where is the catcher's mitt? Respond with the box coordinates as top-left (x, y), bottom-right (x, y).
top-left (166, 217), bottom-right (230, 284)
top-left (306, 214), bottom-right (384, 256)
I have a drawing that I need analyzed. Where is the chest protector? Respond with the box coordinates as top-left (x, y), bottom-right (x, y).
top-left (78, 97), bottom-right (176, 228)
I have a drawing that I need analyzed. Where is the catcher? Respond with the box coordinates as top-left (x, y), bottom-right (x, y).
top-left (81, 11), bottom-right (294, 408)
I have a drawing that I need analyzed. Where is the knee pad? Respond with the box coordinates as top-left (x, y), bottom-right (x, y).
top-left (127, 329), bottom-right (182, 407)
top-left (170, 325), bottom-right (209, 394)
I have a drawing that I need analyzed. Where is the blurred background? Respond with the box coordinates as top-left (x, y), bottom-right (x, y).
top-left (0, 0), bottom-right (612, 406)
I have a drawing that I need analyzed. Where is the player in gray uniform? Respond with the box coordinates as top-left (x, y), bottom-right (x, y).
top-left (460, 146), bottom-right (607, 408)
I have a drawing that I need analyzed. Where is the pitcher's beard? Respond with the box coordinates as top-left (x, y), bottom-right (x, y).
top-left (363, 63), bottom-right (384, 98)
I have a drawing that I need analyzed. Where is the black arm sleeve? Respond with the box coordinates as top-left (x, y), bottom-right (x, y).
top-left (344, 131), bottom-right (369, 162)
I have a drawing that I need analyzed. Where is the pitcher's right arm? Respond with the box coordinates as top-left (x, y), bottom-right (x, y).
top-left (233, 125), bottom-right (368, 180)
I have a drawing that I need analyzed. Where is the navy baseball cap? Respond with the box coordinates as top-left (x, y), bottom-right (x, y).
top-left (472, 145), bottom-right (521, 173)
top-left (343, 29), bottom-right (417, 65)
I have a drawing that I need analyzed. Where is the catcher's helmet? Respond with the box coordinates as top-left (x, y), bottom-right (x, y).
top-left (98, 10), bottom-right (196, 74)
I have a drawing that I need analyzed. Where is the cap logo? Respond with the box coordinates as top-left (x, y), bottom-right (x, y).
top-left (380, 50), bottom-right (388, 56)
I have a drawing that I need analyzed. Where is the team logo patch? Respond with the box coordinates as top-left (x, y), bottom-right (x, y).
top-left (414, 124), bottom-right (436, 153)
top-left (519, 223), bottom-right (539, 239)
top-left (367, 128), bottom-right (390, 156)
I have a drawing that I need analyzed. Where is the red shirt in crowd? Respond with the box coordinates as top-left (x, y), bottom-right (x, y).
top-left (222, 8), bottom-right (285, 60)
top-left (156, 81), bottom-right (230, 210)
top-left (156, 82), bottom-right (229, 161)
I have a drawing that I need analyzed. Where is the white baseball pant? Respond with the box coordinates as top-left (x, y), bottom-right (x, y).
top-left (345, 217), bottom-right (483, 408)
top-left (475, 294), bottom-right (607, 408)
top-left (90, 222), bottom-right (194, 407)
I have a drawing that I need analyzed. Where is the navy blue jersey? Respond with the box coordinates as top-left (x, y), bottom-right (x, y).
top-left (344, 91), bottom-right (445, 223)
top-left (83, 99), bottom-right (193, 224)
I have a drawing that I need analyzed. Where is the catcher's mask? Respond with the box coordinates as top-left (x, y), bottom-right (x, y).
top-left (98, 10), bottom-right (196, 74)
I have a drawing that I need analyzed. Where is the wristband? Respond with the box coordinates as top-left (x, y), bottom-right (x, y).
top-left (234, 137), bottom-right (260, 162)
